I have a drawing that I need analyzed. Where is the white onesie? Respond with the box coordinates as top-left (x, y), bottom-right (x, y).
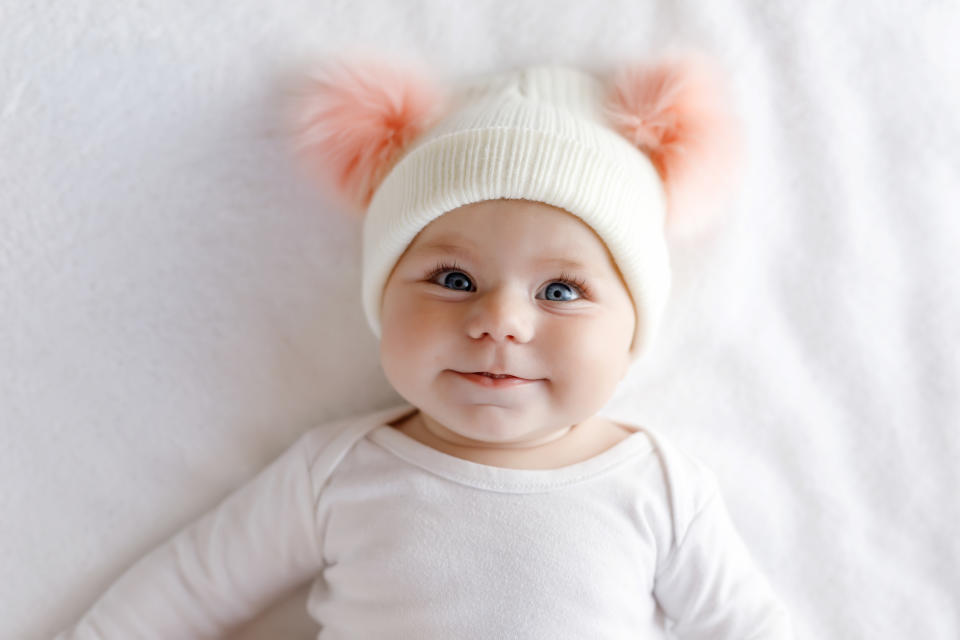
top-left (57, 403), bottom-right (793, 639)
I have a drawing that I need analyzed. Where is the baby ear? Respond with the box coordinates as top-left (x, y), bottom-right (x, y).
top-left (602, 52), bottom-right (742, 238)
top-left (287, 51), bottom-right (449, 216)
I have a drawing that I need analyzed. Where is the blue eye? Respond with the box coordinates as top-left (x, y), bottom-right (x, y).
top-left (541, 281), bottom-right (578, 301)
top-left (441, 271), bottom-right (473, 291)
top-left (539, 271), bottom-right (589, 301)
top-left (428, 261), bottom-right (474, 291)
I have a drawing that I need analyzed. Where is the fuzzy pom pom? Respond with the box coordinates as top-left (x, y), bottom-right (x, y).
top-left (289, 52), bottom-right (448, 215)
top-left (603, 53), bottom-right (742, 238)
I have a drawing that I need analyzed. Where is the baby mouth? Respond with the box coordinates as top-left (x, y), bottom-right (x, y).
top-left (452, 370), bottom-right (541, 386)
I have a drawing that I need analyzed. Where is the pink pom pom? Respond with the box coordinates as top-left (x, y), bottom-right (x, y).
top-left (290, 52), bottom-right (448, 215)
top-left (603, 53), bottom-right (742, 238)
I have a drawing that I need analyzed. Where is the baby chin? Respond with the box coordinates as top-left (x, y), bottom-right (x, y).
top-left (427, 394), bottom-right (569, 446)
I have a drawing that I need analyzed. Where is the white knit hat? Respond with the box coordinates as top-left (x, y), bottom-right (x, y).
top-left (291, 51), bottom-right (739, 362)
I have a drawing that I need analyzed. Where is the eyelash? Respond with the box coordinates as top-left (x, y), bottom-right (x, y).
top-left (425, 260), bottom-right (592, 298)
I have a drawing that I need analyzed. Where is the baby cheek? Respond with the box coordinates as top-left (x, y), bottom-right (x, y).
top-left (386, 298), bottom-right (455, 354)
top-left (562, 317), bottom-right (628, 373)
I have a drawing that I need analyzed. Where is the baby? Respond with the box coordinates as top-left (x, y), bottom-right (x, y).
top-left (57, 51), bottom-right (792, 638)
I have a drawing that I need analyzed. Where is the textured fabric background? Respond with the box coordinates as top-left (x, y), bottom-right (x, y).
top-left (2, 1), bottom-right (958, 638)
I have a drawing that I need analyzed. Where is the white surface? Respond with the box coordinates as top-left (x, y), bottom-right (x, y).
top-left (2, 1), bottom-right (958, 639)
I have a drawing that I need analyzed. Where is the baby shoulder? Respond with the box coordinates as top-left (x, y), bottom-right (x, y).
top-left (292, 405), bottom-right (401, 485)
top-left (639, 426), bottom-right (722, 541)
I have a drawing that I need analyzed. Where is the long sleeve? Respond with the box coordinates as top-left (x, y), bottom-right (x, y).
top-left (653, 472), bottom-right (793, 639)
top-left (56, 430), bottom-right (326, 640)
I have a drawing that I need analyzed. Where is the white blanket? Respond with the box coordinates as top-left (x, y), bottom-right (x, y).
top-left (2, 2), bottom-right (958, 638)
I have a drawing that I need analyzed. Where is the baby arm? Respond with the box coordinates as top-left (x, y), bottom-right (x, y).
top-left (653, 472), bottom-right (793, 639)
top-left (56, 430), bottom-right (325, 640)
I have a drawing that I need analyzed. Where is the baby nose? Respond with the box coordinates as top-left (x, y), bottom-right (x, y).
top-left (465, 287), bottom-right (534, 343)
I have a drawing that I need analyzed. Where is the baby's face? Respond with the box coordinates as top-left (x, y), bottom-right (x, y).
top-left (379, 198), bottom-right (636, 447)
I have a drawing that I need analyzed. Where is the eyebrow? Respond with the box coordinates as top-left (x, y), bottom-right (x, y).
top-left (414, 240), bottom-right (591, 271)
